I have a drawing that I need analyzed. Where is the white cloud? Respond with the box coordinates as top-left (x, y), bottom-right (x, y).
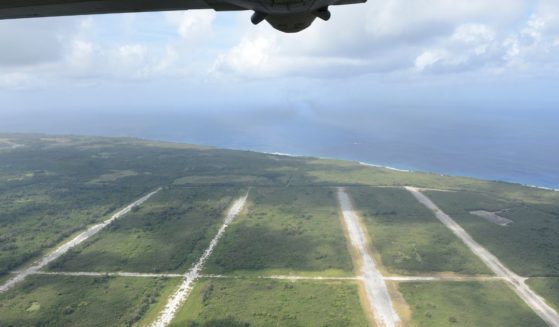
top-left (117, 44), bottom-right (146, 63)
top-left (212, 0), bottom-right (559, 78)
top-left (415, 51), bottom-right (442, 71)
top-left (365, 0), bottom-right (524, 40)
top-left (0, 12), bottom-right (221, 88)
top-left (213, 36), bottom-right (278, 77)
top-left (452, 24), bottom-right (495, 48)
top-left (153, 45), bottom-right (179, 73)
top-left (0, 17), bottom-right (78, 66)
top-left (67, 40), bottom-right (94, 67)
top-left (165, 11), bottom-right (216, 39)
top-left (412, 23), bottom-right (500, 73)
top-left (0, 72), bottom-right (39, 90)
top-left (1, 0), bottom-right (559, 88)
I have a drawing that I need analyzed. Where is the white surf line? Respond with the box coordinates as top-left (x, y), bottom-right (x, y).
top-left (35, 271), bottom-right (184, 278)
top-left (406, 186), bottom-right (559, 327)
top-left (358, 162), bottom-right (411, 173)
top-left (0, 188), bottom-right (161, 293)
top-left (150, 193), bottom-right (248, 327)
top-left (337, 187), bottom-right (400, 327)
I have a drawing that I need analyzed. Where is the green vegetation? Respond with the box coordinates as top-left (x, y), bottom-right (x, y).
top-left (0, 137), bottom-right (168, 277)
top-left (527, 278), bottom-right (559, 312)
top-left (398, 281), bottom-right (546, 326)
top-left (173, 175), bottom-right (269, 185)
top-left (0, 134), bottom-right (321, 277)
top-left (348, 187), bottom-right (489, 275)
top-left (170, 278), bottom-right (369, 327)
top-left (0, 275), bottom-right (179, 327)
top-left (0, 171), bottom-right (155, 278)
top-left (2, 134), bottom-right (559, 326)
top-left (49, 186), bottom-right (243, 273)
top-left (204, 186), bottom-right (354, 276)
top-left (306, 159), bottom-right (487, 189)
top-left (86, 169), bottom-right (139, 184)
top-left (425, 190), bottom-right (559, 276)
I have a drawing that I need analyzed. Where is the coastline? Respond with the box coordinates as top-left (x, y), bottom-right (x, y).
top-left (523, 184), bottom-right (559, 192)
top-left (4, 133), bottom-right (558, 193)
top-left (358, 161), bottom-right (412, 173)
top-left (358, 161), bottom-right (559, 192)
top-left (266, 152), bottom-right (558, 193)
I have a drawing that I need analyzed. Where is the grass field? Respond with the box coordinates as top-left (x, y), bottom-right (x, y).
top-left (0, 275), bottom-right (179, 327)
top-left (304, 159), bottom-right (491, 190)
top-left (203, 186), bottom-right (354, 276)
top-left (527, 278), bottom-right (559, 312)
top-left (2, 134), bottom-right (558, 327)
top-left (86, 170), bottom-right (139, 184)
top-left (0, 136), bottom-right (175, 277)
top-left (425, 190), bottom-right (559, 277)
top-left (0, 134), bottom-right (351, 278)
top-left (398, 281), bottom-right (546, 326)
top-left (0, 182), bottom-right (153, 278)
top-left (170, 278), bottom-right (369, 327)
top-left (348, 187), bottom-right (489, 275)
top-left (173, 175), bottom-right (271, 186)
top-left (48, 186), bottom-right (243, 273)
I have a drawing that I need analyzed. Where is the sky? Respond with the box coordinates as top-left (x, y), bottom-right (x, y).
top-left (0, 0), bottom-right (559, 186)
top-left (1, 0), bottom-right (558, 108)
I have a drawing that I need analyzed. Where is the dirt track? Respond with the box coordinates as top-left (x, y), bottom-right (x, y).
top-left (384, 276), bottom-right (504, 282)
top-left (34, 271), bottom-right (501, 282)
top-left (150, 193), bottom-right (248, 327)
top-left (35, 271), bottom-right (184, 278)
top-left (406, 186), bottom-right (559, 327)
top-left (0, 188), bottom-right (161, 293)
top-left (337, 187), bottom-right (400, 327)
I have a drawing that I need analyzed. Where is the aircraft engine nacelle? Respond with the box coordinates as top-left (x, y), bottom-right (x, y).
top-left (254, 12), bottom-right (316, 33)
top-left (0, 0), bottom-right (366, 34)
top-left (227, 0), bottom-right (365, 33)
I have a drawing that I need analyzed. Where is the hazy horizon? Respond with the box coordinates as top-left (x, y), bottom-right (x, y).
top-left (1, 0), bottom-right (559, 188)
top-left (2, 102), bottom-right (558, 189)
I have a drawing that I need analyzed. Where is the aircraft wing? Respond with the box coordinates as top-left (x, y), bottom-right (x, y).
top-left (0, 0), bottom-right (243, 20)
top-left (0, 0), bottom-right (366, 33)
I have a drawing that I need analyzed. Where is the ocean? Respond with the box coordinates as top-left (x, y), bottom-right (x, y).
top-left (1, 105), bottom-right (558, 189)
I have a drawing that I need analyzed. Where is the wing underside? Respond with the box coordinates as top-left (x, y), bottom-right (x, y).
top-left (0, 0), bottom-right (241, 19)
top-left (0, 0), bottom-right (366, 33)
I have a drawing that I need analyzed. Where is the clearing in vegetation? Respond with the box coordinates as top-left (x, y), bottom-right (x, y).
top-left (469, 210), bottom-right (513, 226)
top-left (527, 278), bottom-right (559, 313)
top-left (169, 278), bottom-right (369, 327)
top-left (1, 189), bottom-right (160, 293)
top-left (408, 187), bottom-right (559, 327)
top-left (347, 186), bottom-right (489, 275)
top-left (398, 281), bottom-right (546, 327)
top-left (173, 175), bottom-right (269, 186)
top-left (86, 169), bottom-right (139, 184)
top-left (0, 137), bottom-right (171, 278)
top-left (48, 186), bottom-right (243, 273)
top-left (150, 194), bottom-right (248, 327)
top-left (424, 190), bottom-right (559, 277)
top-left (337, 187), bottom-right (399, 327)
top-left (0, 274), bottom-right (179, 327)
top-left (203, 186), bottom-right (354, 276)
top-left (3, 135), bottom-right (559, 327)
